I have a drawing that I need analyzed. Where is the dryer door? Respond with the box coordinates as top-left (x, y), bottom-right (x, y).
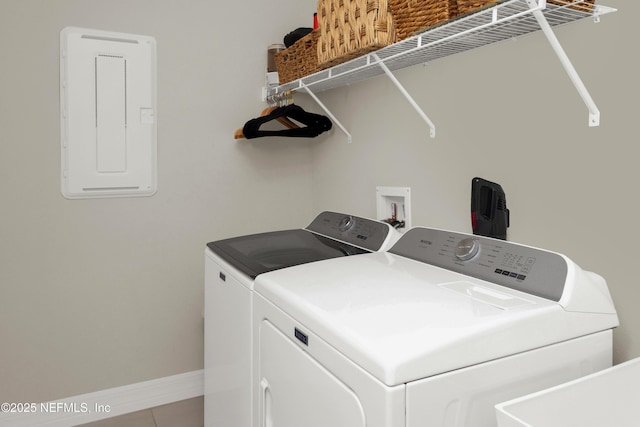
top-left (259, 320), bottom-right (366, 427)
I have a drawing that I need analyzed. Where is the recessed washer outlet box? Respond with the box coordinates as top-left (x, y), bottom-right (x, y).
top-left (376, 186), bottom-right (411, 232)
top-left (60, 27), bottom-right (157, 199)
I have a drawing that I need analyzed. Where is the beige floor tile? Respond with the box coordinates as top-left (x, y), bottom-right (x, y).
top-left (77, 409), bottom-right (156, 427)
top-left (152, 397), bottom-right (204, 427)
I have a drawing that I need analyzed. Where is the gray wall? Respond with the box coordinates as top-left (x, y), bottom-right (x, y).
top-left (309, 0), bottom-right (638, 363)
top-left (0, 0), bottom-right (316, 402)
top-left (1, 0), bottom-right (638, 405)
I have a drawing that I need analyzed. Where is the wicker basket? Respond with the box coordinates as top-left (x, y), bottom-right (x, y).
top-left (456, 0), bottom-right (501, 15)
top-left (317, 0), bottom-right (397, 69)
top-left (389, 0), bottom-right (459, 40)
top-left (547, 0), bottom-right (594, 12)
top-left (275, 30), bottom-right (320, 84)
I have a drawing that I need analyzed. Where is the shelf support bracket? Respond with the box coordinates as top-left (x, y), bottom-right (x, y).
top-left (529, 0), bottom-right (600, 126)
top-left (299, 83), bottom-right (352, 143)
top-left (372, 53), bottom-right (436, 138)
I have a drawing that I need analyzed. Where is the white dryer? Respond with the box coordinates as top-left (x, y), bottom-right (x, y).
top-left (252, 227), bottom-right (619, 427)
top-left (204, 211), bottom-right (399, 427)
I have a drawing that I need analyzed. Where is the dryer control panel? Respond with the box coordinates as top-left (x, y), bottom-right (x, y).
top-left (389, 227), bottom-right (568, 301)
top-left (306, 211), bottom-right (392, 252)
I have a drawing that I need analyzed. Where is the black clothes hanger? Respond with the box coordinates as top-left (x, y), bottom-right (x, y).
top-left (234, 106), bottom-right (299, 139)
top-left (241, 104), bottom-right (332, 139)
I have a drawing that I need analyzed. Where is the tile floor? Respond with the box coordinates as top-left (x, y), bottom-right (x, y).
top-left (77, 396), bottom-right (203, 427)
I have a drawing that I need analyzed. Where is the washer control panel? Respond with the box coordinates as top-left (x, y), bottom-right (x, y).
top-left (306, 211), bottom-right (392, 252)
top-left (390, 227), bottom-right (568, 302)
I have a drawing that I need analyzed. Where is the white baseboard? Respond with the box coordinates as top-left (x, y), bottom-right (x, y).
top-left (0, 369), bottom-right (204, 427)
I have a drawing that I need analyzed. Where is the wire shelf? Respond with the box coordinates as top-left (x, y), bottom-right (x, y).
top-left (270, 0), bottom-right (615, 96)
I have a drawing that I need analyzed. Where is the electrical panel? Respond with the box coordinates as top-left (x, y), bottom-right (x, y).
top-left (60, 27), bottom-right (157, 199)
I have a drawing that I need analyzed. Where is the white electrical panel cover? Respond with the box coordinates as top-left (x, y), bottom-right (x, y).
top-left (60, 27), bottom-right (157, 199)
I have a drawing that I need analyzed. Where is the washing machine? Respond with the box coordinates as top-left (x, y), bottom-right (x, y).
top-left (252, 226), bottom-right (619, 427)
top-left (204, 211), bottom-right (399, 427)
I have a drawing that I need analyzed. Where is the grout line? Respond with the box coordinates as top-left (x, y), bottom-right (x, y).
top-left (150, 407), bottom-right (158, 427)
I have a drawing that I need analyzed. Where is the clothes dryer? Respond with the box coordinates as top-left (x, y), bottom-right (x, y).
top-left (204, 211), bottom-right (398, 427)
top-left (253, 227), bottom-right (619, 427)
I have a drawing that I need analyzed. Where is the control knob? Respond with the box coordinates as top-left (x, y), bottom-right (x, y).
top-left (455, 238), bottom-right (480, 261)
top-left (338, 215), bottom-right (355, 232)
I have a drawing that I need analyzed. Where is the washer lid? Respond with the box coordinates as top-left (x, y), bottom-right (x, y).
top-left (207, 229), bottom-right (368, 279)
top-left (255, 252), bottom-right (618, 387)
top-left (206, 211), bottom-right (398, 279)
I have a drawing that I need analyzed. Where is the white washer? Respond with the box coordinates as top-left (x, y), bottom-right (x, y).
top-left (204, 211), bottom-right (399, 427)
top-left (253, 227), bottom-right (619, 427)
